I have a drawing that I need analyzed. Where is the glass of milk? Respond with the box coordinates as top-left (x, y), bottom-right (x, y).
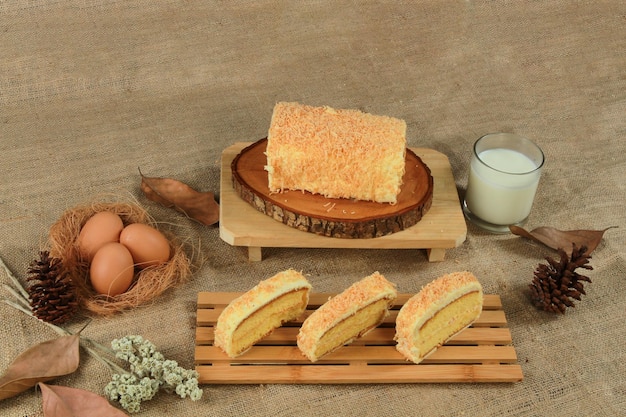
top-left (462, 133), bottom-right (545, 233)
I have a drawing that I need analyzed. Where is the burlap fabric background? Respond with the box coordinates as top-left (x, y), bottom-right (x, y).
top-left (1, 1), bottom-right (625, 416)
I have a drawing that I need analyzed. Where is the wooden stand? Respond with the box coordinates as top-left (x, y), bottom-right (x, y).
top-left (219, 142), bottom-right (467, 262)
top-left (195, 292), bottom-right (523, 384)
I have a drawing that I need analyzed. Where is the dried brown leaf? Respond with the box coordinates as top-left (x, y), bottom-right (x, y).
top-left (40, 383), bottom-right (130, 417)
top-left (139, 169), bottom-right (219, 226)
top-left (0, 335), bottom-right (79, 401)
top-left (509, 225), bottom-right (617, 255)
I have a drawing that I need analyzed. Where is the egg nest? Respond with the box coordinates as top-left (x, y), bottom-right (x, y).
top-left (48, 201), bottom-right (192, 316)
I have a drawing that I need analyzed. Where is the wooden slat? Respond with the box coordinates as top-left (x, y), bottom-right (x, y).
top-left (197, 292), bottom-right (503, 309)
top-left (194, 292), bottom-right (523, 384)
top-left (197, 306), bottom-right (507, 328)
top-left (195, 326), bottom-right (513, 346)
top-left (196, 364), bottom-right (523, 384)
top-left (196, 345), bottom-right (520, 365)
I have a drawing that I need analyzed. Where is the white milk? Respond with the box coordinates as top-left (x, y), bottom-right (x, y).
top-left (465, 148), bottom-right (541, 225)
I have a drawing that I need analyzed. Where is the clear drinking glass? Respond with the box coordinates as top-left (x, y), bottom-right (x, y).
top-left (462, 133), bottom-right (545, 233)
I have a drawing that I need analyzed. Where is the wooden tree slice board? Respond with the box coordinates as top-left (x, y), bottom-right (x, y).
top-left (231, 138), bottom-right (434, 239)
top-left (195, 292), bottom-right (524, 384)
top-left (219, 142), bottom-right (467, 262)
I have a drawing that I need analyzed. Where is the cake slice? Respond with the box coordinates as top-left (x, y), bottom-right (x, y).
top-left (394, 271), bottom-right (483, 364)
top-left (264, 101), bottom-right (407, 204)
top-left (214, 269), bottom-right (312, 358)
top-left (297, 272), bottom-right (397, 362)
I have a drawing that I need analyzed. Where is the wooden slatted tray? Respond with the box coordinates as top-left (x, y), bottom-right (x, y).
top-left (195, 292), bottom-right (523, 384)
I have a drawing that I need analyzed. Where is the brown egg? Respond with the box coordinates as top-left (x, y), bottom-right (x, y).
top-left (77, 211), bottom-right (124, 261)
top-left (89, 242), bottom-right (135, 297)
top-left (119, 223), bottom-right (171, 269)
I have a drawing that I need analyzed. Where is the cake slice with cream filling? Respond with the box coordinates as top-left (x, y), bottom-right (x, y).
top-left (394, 271), bottom-right (483, 364)
top-left (214, 269), bottom-right (312, 358)
top-left (297, 272), bottom-right (397, 362)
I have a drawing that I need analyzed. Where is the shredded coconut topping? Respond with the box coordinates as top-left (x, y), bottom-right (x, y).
top-left (265, 102), bottom-right (407, 203)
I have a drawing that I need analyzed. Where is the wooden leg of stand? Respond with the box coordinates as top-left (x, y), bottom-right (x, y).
top-left (248, 247), bottom-right (262, 262)
top-left (427, 248), bottom-right (445, 262)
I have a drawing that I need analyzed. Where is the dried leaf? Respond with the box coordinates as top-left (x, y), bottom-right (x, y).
top-left (0, 335), bottom-right (79, 401)
top-left (509, 225), bottom-right (617, 255)
top-left (139, 169), bottom-right (219, 226)
top-left (40, 383), bottom-right (130, 417)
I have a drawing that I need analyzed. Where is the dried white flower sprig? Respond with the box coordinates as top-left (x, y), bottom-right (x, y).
top-left (104, 335), bottom-right (202, 413)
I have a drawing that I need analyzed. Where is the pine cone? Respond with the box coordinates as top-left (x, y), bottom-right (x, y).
top-left (529, 244), bottom-right (593, 314)
top-left (27, 251), bottom-right (79, 324)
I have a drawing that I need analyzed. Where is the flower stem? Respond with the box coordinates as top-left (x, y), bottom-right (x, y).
top-left (0, 255), bottom-right (30, 301)
top-left (81, 342), bottom-right (128, 375)
top-left (2, 283), bottom-right (31, 308)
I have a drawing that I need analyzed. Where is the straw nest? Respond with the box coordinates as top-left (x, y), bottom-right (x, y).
top-left (48, 201), bottom-right (192, 316)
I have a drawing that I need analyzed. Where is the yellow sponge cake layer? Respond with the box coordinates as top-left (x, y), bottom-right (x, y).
top-left (265, 102), bottom-right (407, 204)
top-left (214, 269), bottom-right (312, 358)
top-left (297, 272), bottom-right (397, 362)
top-left (395, 271), bottom-right (483, 364)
